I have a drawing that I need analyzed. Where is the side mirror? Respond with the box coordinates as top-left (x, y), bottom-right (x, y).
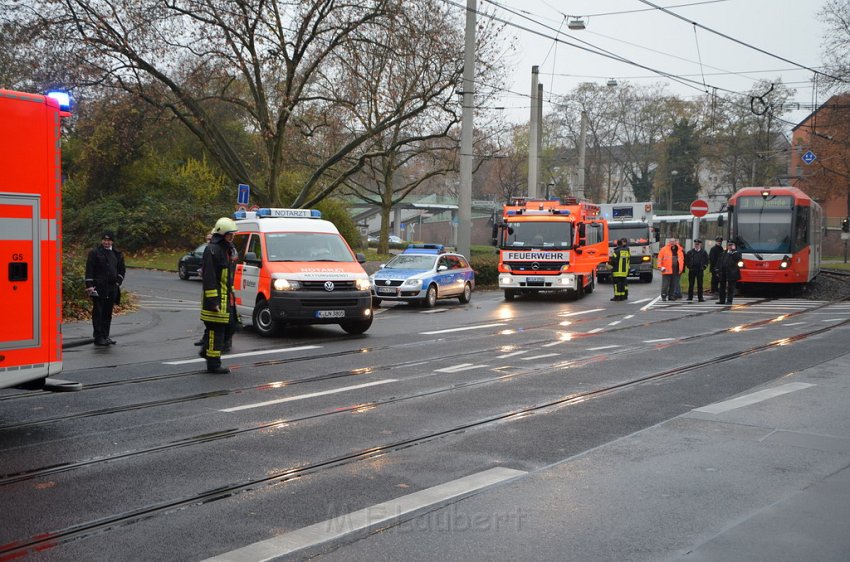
top-left (244, 251), bottom-right (260, 265)
top-left (355, 252), bottom-right (366, 264)
top-left (437, 265), bottom-right (448, 272)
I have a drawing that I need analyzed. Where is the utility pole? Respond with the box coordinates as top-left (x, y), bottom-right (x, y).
top-left (577, 110), bottom-right (587, 200)
top-left (528, 66), bottom-right (539, 198)
top-left (457, 0), bottom-right (475, 257)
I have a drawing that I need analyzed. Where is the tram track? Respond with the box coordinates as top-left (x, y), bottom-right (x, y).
top-left (0, 314), bottom-right (847, 560)
top-left (0, 301), bottom-right (845, 485)
top-left (0, 296), bottom-right (787, 403)
top-left (0, 297), bottom-right (841, 432)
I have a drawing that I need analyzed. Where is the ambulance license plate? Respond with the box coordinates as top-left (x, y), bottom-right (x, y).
top-left (317, 310), bottom-right (345, 318)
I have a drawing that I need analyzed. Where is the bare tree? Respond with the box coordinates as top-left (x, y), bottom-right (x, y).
top-left (22, 0), bottom-right (463, 206)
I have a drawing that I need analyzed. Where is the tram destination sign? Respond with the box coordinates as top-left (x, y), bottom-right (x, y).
top-left (738, 195), bottom-right (792, 209)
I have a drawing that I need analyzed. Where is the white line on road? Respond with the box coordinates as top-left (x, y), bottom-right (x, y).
top-left (641, 296), bottom-right (661, 311)
top-left (521, 353), bottom-right (560, 360)
top-left (781, 322), bottom-right (806, 326)
top-left (587, 328), bottom-right (604, 334)
top-left (608, 320), bottom-right (621, 326)
top-left (219, 379), bottom-right (396, 413)
top-left (643, 338), bottom-right (675, 343)
top-left (434, 363), bottom-right (488, 373)
top-left (631, 298), bottom-right (651, 304)
top-left (558, 308), bottom-right (604, 317)
top-left (164, 345), bottom-right (321, 365)
top-left (586, 345), bottom-right (620, 351)
top-left (624, 314), bottom-right (634, 319)
top-left (420, 323), bottom-right (506, 335)
top-left (497, 350), bottom-right (530, 358)
top-left (201, 467), bottom-right (527, 562)
top-left (693, 382), bottom-right (814, 414)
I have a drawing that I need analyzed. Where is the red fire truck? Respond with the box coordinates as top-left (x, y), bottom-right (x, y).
top-left (494, 197), bottom-right (609, 300)
top-left (0, 89), bottom-right (77, 391)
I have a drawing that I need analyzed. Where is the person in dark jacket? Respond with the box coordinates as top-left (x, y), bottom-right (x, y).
top-left (200, 217), bottom-right (238, 374)
top-left (609, 238), bottom-right (631, 301)
top-left (85, 230), bottom-right (126, 346)
top-left (716, 240), bottom-right (742, 305)
top-left (685, 239), bottom-right (709, 302)
top-left (708, 236), bottom-right (724, 294)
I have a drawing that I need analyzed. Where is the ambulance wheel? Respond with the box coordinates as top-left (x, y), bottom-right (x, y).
top-left (422, 284), bottom-right (438, 308)
top-left (178, 263), bottom-right (190, 280)
top-left (458, 282), bottom-right (472, 304)
top-left (252, 299), bottom-right (280, 337)
top-left (340, 318), bottom-right (372, 335)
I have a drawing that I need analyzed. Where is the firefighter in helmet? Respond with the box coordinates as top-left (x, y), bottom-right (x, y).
top-left (610, 237), bottom-right (631, 301)
top-left (199, 217), bottom-right (238, 373)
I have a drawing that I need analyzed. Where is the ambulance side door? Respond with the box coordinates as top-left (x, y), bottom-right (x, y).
top-left (231, 233), bottom-right (252, 317)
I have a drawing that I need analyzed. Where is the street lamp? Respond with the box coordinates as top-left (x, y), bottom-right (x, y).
top-left (669, 170), bottom-right (678, 213)
top-left (568, 17), bottom-right (586, 30)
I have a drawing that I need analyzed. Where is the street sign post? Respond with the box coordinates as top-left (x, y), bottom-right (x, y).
top-left (237, 183), bottom-right (250, 206)
top-left (802, 150), bottom-right (817, 165)
top-left (689, 199), bottom-right (709, 218)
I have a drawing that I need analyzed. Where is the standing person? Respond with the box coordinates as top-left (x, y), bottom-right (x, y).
top-left (200, 217), bottom-right (238, 374)
top-left (716, 240), bottom-right (742, 305)
top-left (685, 239), bottom-right (709, 302)
top-left (708, 236), bottom-right (724, 294)
top-left (85, 231), bottom-right (126, 346)
top-left (609, 238), bottom-right (631, 301)
top-left (657, 239), bottom-right (684, 301)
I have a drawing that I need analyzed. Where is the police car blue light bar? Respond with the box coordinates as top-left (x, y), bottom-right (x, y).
top-left (403, 244), bottom-right (445, 254)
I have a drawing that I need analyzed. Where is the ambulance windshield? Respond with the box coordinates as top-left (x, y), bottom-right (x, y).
top-left (264, 232), bottom-right (354, 262)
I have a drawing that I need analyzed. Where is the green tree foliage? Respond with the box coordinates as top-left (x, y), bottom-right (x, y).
top-left (663, 119), bottom-right (701, 211)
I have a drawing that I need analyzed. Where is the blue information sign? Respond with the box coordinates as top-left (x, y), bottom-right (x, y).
top-left (802, 150), bottom-right (817, 165)
top-left (237, 183), bottom-right (250, 205)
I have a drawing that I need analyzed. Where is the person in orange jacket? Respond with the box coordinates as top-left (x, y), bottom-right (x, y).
top-left (657, 238), bottom-right (685, 301)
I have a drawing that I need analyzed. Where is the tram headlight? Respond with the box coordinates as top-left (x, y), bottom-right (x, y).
top-left (780, 255), bottom-right (790, 269)
top-left (737, 260), bottom-right (744, 268)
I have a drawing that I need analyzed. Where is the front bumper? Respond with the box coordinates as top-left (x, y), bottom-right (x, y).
top-left (499, 273), bottom-right (577, 290)
top-left (268, 290), bottom-right (373, 323)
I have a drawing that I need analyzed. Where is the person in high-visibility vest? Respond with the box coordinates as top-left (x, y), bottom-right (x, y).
top-left (609, 238), bottom-right (631, 301)
top-left (199, 217), bottom-right (238, 374)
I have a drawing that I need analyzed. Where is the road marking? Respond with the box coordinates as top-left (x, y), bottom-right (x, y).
top-left (522, 353), bottom-right (560, 360)
top-left (434, 363), bottom-right (487, 373)
top-left (162, 345), bottom-right (322, 365)
top-left (624, 314), bottom-right (634, 319)
top-left (497, 350), bottom-right (530, 358)
top-left (420, 323), bottom-right (506, 335)
top-left (586, 345), bottom-right (619, 351)
top-left (201, 467), bottom-right (526, 562)
top-left (693, 382), bottom-right (815, 414)
top-left (558, 308), bottom-right (604, 317)
top-left (587, 328), bottom-right (604, 334)
top-left (644, 338), bottom-right (675, 343)
top-left (781, 322), bottom-right (805, 326)
top-left (608, 320), bottom-right (621, 326)
top-left (641, 296), bottom-right (661, 311)
top-left (631, 298), bottom-right (651, 304)
top-left (164, 345), bottom-right (321, 365)
top-left (219, 379), bottom-right (396, 413)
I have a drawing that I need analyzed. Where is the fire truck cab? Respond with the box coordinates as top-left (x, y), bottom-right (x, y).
top-left (494, 198), bottom-right (609, 300)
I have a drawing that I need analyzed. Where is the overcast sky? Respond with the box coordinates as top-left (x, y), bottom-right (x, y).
top-left (468, 0), bottom-right (831, 127)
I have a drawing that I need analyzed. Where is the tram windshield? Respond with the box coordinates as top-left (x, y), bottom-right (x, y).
top-left (734, 196), bottom-right (793, 253)
top-left (607, 224), bottom-right (651, 246)
top-left (501, 222), bottom-right (573, 248)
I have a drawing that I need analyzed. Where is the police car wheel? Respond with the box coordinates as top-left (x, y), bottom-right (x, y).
top-left (252, 299), bottom-right (280, 337)
top-left (458, 283), bottom-right (472, 304)
top-left (372, 297), bottom-right (382, 307)
top-left (423, 285), bottom-right (438, 308)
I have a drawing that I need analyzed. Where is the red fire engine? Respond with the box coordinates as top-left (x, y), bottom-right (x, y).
top-left (494, 197), bottom-right (609, 300)
top-left (0, 89), bottom-right (77, 391)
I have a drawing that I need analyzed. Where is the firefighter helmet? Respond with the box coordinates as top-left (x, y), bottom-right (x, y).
top-left (213, 217), bottom-right (238, 235)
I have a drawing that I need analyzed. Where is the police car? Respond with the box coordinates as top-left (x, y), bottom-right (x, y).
top-left (370, 244), bottom-right (475, 307)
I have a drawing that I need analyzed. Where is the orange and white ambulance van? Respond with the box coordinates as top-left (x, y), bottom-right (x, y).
top-left (231, 208), bottom-right (373, 336)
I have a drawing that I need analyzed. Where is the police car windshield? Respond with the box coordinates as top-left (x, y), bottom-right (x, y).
top-left (384, 254), bottom-right (438, 270)
top-left (264, 232), bottom-right (354, 262)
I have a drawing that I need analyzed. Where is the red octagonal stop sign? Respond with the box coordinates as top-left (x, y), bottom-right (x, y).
top-left (690, 199), bottom-right (709, 218)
